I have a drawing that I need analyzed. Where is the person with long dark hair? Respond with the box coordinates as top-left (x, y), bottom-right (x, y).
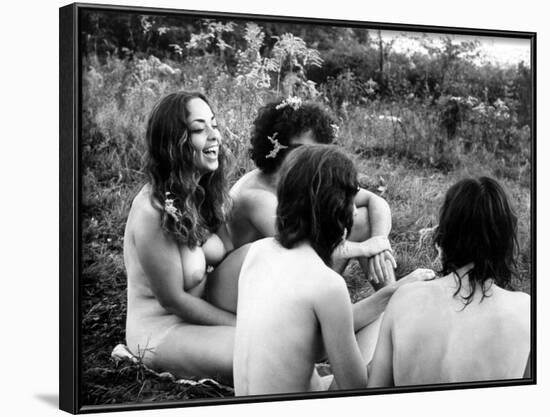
top-left (123, 92), bottom-right (238, 380)
top-left (206, 97), bottom-right (398, 313)
top-left (367, 177), bottom-right (531, 387)
top-left (233, 145), bottom-right (433, 395)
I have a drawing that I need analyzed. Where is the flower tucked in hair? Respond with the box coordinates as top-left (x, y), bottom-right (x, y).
top-left (275, 96), bottom-right (302, 111)
top-left (265, 132), bottom-right (289, 159)
top-left (330, 123), bottom-right (340, 139)
top-left (164, 191), bottom-right (182, 222)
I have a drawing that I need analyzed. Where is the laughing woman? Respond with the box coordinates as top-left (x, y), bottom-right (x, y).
top-left (123, 92), bottom-right (236, 381)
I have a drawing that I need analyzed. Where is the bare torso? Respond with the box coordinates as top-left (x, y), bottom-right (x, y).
top-left (124, 185), bottom-right (226, 361)
top-left (227, 169), bottom-right (278, 249)
top-left (233, 238), bottom-right (328, 395)
top-left (387, 274), bottom-right (530, 385)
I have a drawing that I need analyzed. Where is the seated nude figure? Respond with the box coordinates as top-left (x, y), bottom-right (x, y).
top-left (367, 177), bottom-right (531, 387)
top-left (207, 98), bottom-right (398, 313)
top-left (124, 92), bottom-right (236, 380)
top-left (234, 145), bottom-right (398, 395)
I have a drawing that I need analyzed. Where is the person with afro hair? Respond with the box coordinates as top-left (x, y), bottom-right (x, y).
top-left (206, 97), bottom-right (405, 316)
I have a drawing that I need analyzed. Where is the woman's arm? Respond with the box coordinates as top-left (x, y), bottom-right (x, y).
top-left (366, 302), bottom-right (395, 388)
top-left (133, 204), bottom-right (236, 326)
top-left (333, 235), bottom-right (395, 262)
top-left (314, 273), bottom-right (368, 390)
top-left (354, 188), bottom-right (395, 285)
top-left (215, 222), bottom-right (234, 255)
top-left (352, 268), bottom-right (435, 331)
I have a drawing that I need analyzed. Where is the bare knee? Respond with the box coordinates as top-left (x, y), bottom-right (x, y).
top-left (154, 326), bottom-right (234, 380)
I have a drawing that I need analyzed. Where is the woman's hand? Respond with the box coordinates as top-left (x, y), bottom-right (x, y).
top-left (397, 268), bottom-right (436, 286)
top-left (367, 250), bottom-right (397, 286)
top-left (131, 195), bottom-right (236, 326)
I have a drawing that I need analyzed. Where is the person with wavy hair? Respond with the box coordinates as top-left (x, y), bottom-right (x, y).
top-left (234, 145), bottom-right (433, 395)
top-left (368, 177), bottom-right (531, 387)
top-left (124, 91), bottom-right (243, 380)
top-left (206, 97), bottom-right (398, 313)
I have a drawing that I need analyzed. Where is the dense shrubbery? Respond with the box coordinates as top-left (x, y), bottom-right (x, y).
top-left (82, 15), bottom-right (532, 174)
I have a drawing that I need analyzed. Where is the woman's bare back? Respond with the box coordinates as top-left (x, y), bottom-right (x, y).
top-left (389, 275), bottom-right (530, 385)
top-left (227, 169), bottom-right (278, 249)
top-left (234, 238), bottom-right (329, 395)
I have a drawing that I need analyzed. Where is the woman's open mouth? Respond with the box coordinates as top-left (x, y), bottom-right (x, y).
top-left (203, 145), bottom-right (219, 160)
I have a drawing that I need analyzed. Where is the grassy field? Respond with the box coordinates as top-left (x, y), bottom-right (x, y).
top-left (80, 55), bottom-right (532, 406)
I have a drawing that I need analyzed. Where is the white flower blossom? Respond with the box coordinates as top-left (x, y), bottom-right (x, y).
top-left (378, 115), bottom-right (402, 123)
top-left (275, 96), bottom-right (302, 111)
top-left (164, 192), bottom-right (182, 221)
top-left (330, 123), bottom-right (340, 138)
top-left (265, 132), bottom-right (288, 159)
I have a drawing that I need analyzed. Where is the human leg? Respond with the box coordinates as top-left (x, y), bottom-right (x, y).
top-left (332, 207), bottom-right (372, 274)
top-left (205, 243), bottom-right (252, 313)
top-left (152, 323), bottom-right (235, 383)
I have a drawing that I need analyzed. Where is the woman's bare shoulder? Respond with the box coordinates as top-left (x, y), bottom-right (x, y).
top-left (306, 263), bottom-right (348, 296)
top-left (494, 286), bottom-right (531, 316)
top-left (395, 278), bottom-right (441, 297)
top-left (232, 179), bottom-right (278, 220)
top-left (130, 184), bottom-right (157, 213)
top-left (128, 185), bottom-right (162, 233)
top-left (232, 170), bottom-right (275, 197)
top-left (387, 279), bottom-right (443, 313)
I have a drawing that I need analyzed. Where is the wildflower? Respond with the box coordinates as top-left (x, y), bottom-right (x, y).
top-left (472, 103), bottom-right (487, 115)
top-left (169, 44), bottom-right (184, 56)
top-left (418, 226), bottom-right (437, 251)
top-left (265, 132), bottom-right (288, 159)
top-left (377, 176), bottom-right (387, 195)
top-left (330, 124), bottom-right (340, 138)
top-left (164, 192), bottom-right (182, 221)
top-left (366, 78), bottom-right (378, 89)
top-left (275, 96), bottom-right (302, 111)
top-left (378, 115), bottom-right (402, 123)
top-left (158, 63), bottom-right (177, 76)
top-left (494, 98), bottom-right (508, 110)
top-left (466, 96), bottom-right (479, 107)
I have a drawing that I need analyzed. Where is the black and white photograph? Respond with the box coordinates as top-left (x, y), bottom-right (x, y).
top-left (59, 2), bottom-right (535, 413)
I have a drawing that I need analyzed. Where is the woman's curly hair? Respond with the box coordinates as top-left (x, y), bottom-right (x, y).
top-left (434, 176), bottom-right (518, 306)
top-left (249, 98), bottom-right (337, 174)
top-left (276, 145), bottom-right (359, 266)
top-left (144, 91), bottom-right (230, 247)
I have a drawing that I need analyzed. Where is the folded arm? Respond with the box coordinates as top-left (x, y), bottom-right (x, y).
top-left (354, 188), bottom-right (394, 285)
top-left (134, 205), bottom-right (236, 326)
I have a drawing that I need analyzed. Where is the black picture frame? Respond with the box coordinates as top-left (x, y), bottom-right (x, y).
top-left (59, 2), bottom-right (536, 414)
